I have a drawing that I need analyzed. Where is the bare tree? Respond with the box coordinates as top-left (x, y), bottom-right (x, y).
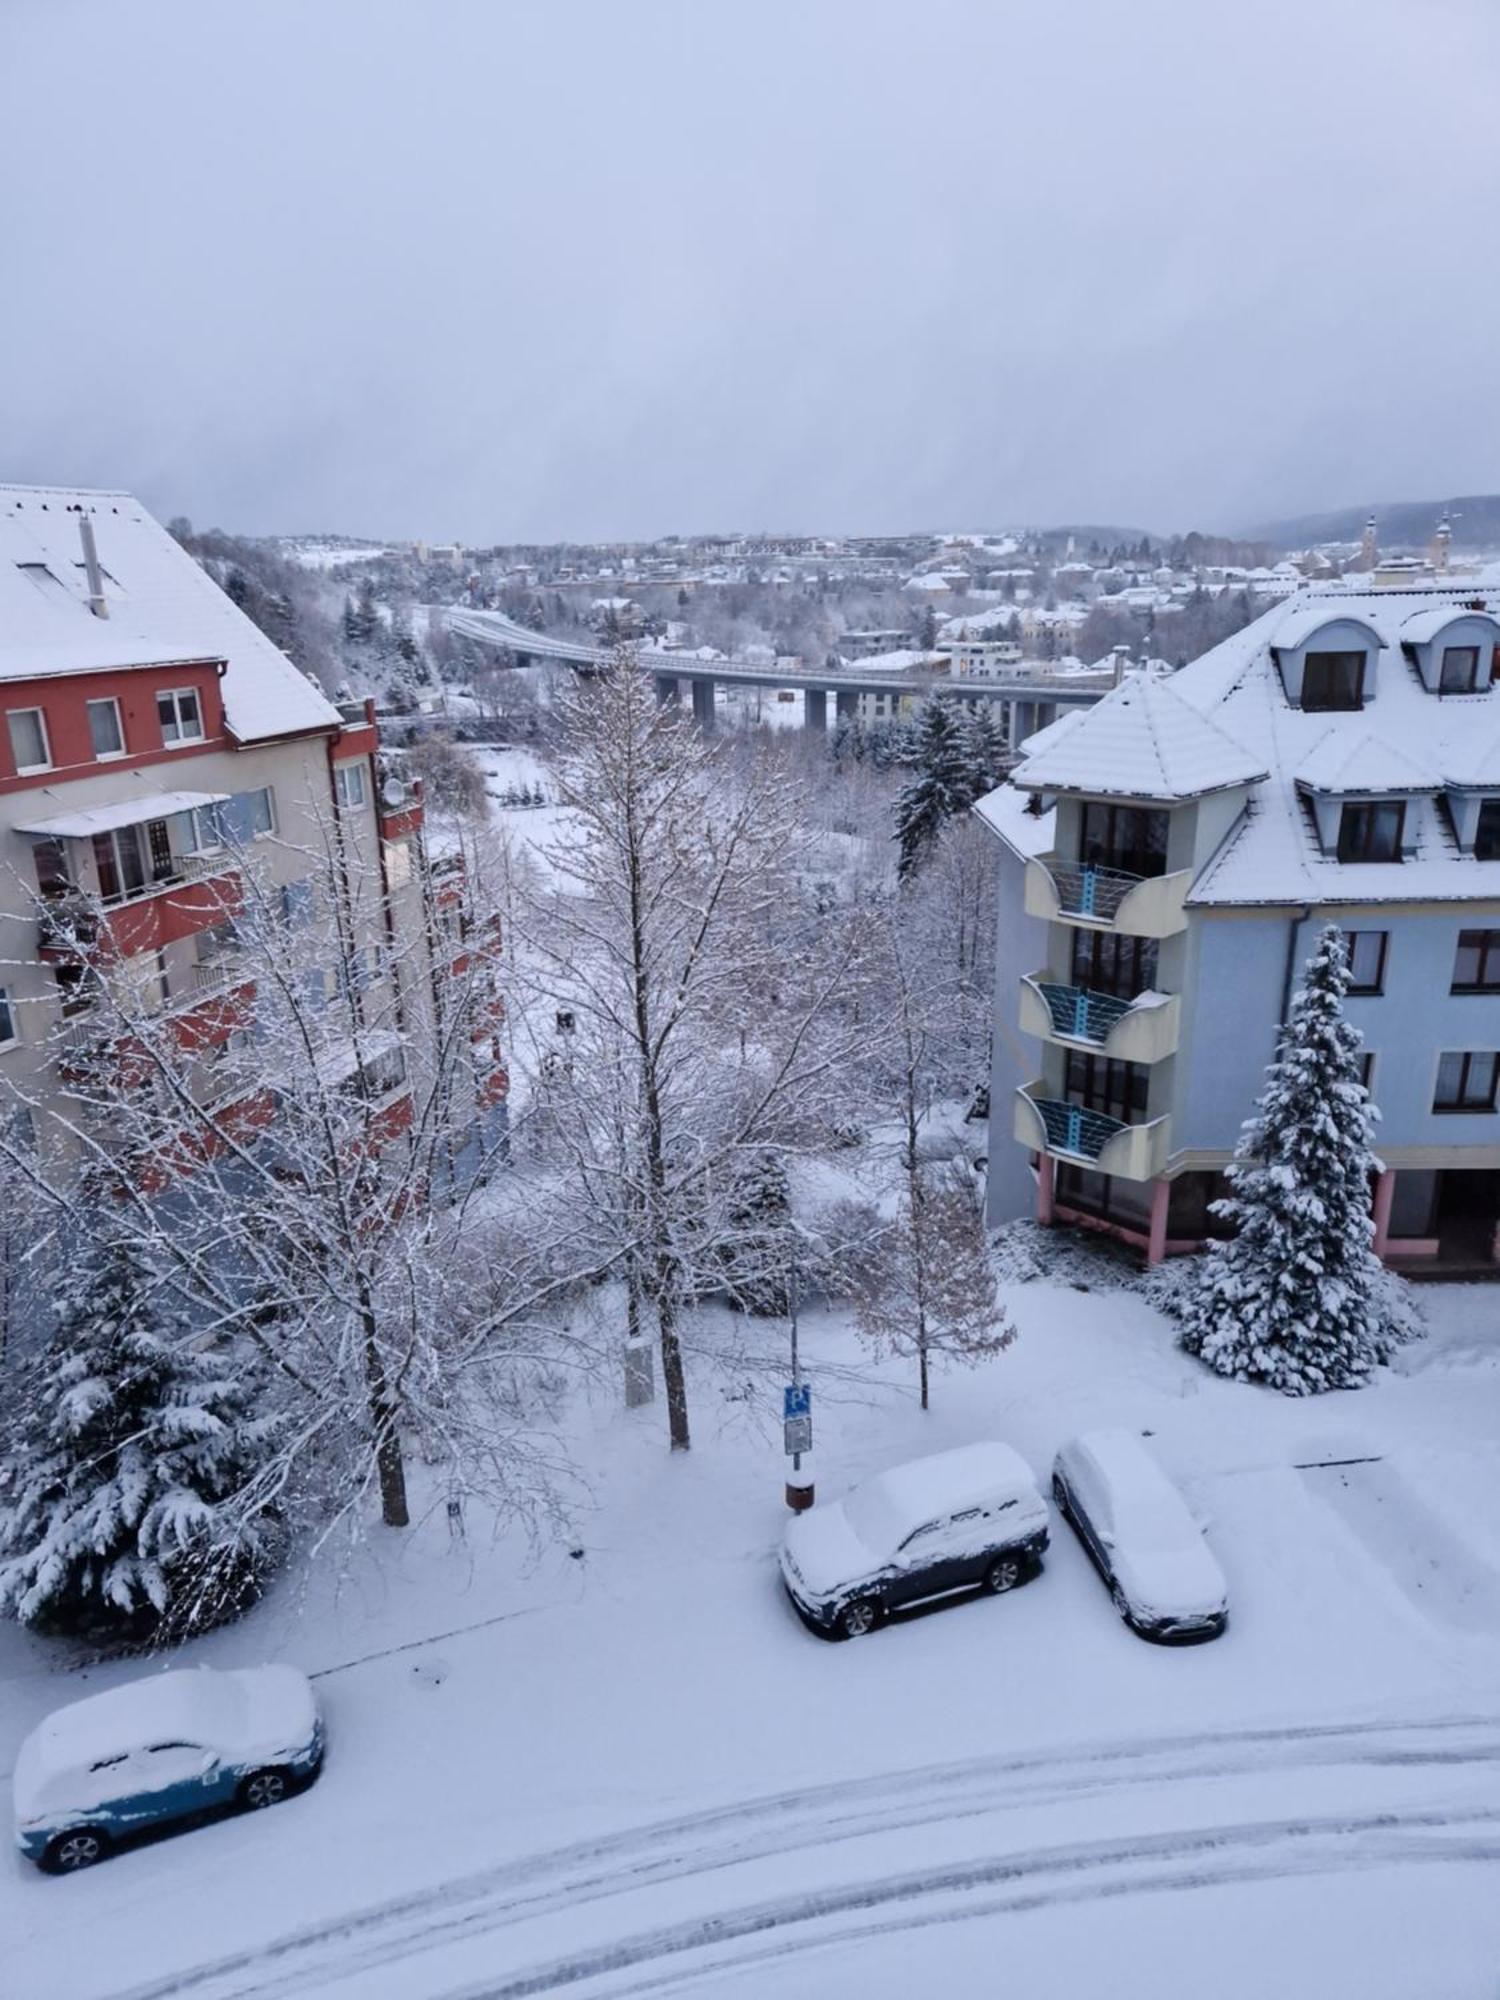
top-left (510, 652), bottom-right (869, 1451)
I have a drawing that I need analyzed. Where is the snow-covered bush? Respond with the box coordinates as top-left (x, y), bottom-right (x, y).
top-left (0, 1239), bottom-right (279, 1643)
top-left (1177, 927), bottom-right (1420, 1394)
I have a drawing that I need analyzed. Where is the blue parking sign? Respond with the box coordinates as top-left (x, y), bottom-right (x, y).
top-left (784, 1383), bottom-right (811, 1421)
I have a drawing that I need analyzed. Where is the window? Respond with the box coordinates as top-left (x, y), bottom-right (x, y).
top-left (1475, 801), bottom-right (1500, 860)
top-left (1063, 1050), bottom-right (1148, 1122)
top-left (1337, 801), bottom-right (1404, 863)
top-left (87, 698), bottom-right (124, 758)
top-left (1340, 931), bottom-right (1388, 995)
top-left (280, 879), bottom-right (314, 927)
top-left (1079, 801), bottom-right (1169, 879)
top-left (7, 708), bottom-right (51, 772)
top-left (1434, 1051), bottom-right (1500, 1113)
top-left (1302, 651), bottom-right (1365, 711)
top-left (0, 988), bottom-right (14, 1048)
top-left (1440, 646), bottom-right (1481, 694)
top-left (1070, 930), bottom-right (1158, 999)
top-left (1359, 1051), bottom-right (1376, 1092)
top-left (32, 838), bottom-right (71, 900)
top-left (1452, 930), bottom-right (1500, 993)
top-left (156, 688), bottom-right (204, 745)
top-left (384, 836), bottom-right (413, 887)
top-left (334, 762), bottom-right (367, 810)
top-left (92, 818), bottom-right (177, 903)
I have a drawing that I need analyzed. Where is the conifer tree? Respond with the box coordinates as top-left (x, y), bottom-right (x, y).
top-left (0, 1239), bottom-right (277, 1637)
top-left (1178, 927), bottom-right (1410, 1394)
top-left (894, 699), bottom-right (976, 877)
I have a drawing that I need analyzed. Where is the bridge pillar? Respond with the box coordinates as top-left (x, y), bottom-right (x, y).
top-left (835, 690), bottom-right (859, 723)
top-left (691, 678), bottom-right (718, 731)
top-left (804, 688), bottom-right (828, 734)
top-left (654, 675), bottom-right (681, 707)
top-left (1012, 700), bottom-right (1036, 746)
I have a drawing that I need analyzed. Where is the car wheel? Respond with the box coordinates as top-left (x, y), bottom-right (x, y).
top-left (837, 1598), bottom-right (880, 1639)
top-left (1051, 1473), bottom-right (1068, 1512)
top-left (42, 1827), bottom-right (110, 1873)
top-left (239, 1767), bottom-right (292, 1811)
top-left (983, 1555), bottom-right (1024, 1594)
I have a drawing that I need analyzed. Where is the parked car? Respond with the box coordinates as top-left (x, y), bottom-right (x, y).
top-left (14, 1666), bottom-right (323, 1873)
top-left (1052, 1429), bottom-right (1227, 1643)
top-left (780, 1440), bottom-right (1049, 1639)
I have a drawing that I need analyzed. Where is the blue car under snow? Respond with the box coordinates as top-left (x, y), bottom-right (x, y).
top-left (14, 1665), bottom-right (323, 1872)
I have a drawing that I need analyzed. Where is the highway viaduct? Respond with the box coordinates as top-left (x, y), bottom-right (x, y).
top-left (444, 606), bottom-right (1115, 743)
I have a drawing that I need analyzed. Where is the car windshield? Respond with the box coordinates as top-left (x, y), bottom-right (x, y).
top-left (842, 1478), bottom-right (909, 1556)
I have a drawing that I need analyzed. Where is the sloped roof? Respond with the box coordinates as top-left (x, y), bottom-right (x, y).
top-left (1295, 729), bottom-right (1438, 795)
top-left (0, 486), bottom-right (339, 744)
top-left (1399, 604), bottom-right (1499, 647)
top-left (1011, 672), bottom-right (1267, 801)
top-left (1177, 585), bottom-right (1500, 907)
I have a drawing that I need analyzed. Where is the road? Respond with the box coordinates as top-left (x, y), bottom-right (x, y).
top-left (115, 1712), bottom-right (1500, 2000)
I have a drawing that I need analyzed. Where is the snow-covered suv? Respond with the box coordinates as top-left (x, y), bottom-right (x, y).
top-left (780, 1441), bottom-right (1049, 1639)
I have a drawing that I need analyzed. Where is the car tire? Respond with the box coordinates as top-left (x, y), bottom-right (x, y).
top-left (983, 1555), bottom-right (1024, 1594)
top-left (837, 1598), bottom-right (880, 1640)
top-left (238, 1767), bottom-right (292, 1811)
top-left (42, 1827), bottom-right (110, 1873)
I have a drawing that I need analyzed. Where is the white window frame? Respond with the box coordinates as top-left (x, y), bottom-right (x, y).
top-left (86, 697), bottom-right (126, 760)
top-left (7, 707), bottom-right (52, 774)
top-left (157, 687), bottom-right (205, 746)
top-left (0, 987), bottom-right (16, 1050)
top-left (334, 761), bottom-right (367, 810)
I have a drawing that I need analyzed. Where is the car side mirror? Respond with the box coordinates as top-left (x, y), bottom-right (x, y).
top-left (199, 1751), bottom-right (220, 1776)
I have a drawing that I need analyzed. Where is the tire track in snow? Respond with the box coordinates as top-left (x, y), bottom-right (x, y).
top-left (512, 1821), bottom-right (1500, 2000)
top-left (119, 1714), bottom-right (1500, 2000)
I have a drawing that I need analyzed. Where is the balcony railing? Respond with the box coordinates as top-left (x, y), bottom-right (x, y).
top-left (1024, 856), bottom-right (1191, 939)
top-left (1014, 1082), bottom-right (1171, 1182)
top-left (1051, 861), bottom-right (1150, 921)
top-left (1018, 975), bottom-right (1182, 1062)
top-left (1031, 981), bottom-right (1133, 1043)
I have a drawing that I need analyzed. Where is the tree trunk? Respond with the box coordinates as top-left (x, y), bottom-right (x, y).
top-left (918, 1328), bottom-right (930, 1411)
top-left (360, 1311), bottom-right (410, 1527)
top-left (658, 1289), bottom-right (691, 1450)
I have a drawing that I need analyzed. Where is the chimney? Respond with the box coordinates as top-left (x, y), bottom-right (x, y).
top-left (78, 514), bottom-right (109, 618)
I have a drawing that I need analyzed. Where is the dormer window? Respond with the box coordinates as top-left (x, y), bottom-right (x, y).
top-left (1476, 801), bottom-right (1500, 860)
top-left (1440, 646), bottom-right (1481, 694)
top-left (1302, 652), bottom-right (1365, 712)
top-left (1337, 801), bottom-right (1404, 863)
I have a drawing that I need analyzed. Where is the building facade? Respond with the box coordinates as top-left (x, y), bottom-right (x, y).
top-left (0, 486), bottom-right (505, 1318)
top-left (980, 585), bottom-right (1500, 1271)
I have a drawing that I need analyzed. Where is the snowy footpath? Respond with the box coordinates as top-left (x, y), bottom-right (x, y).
top-left (5, 1276), bottom-right (1500, 1998)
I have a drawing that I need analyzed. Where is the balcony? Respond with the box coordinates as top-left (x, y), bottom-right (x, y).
top-left (1014, 1082), bottom-right (1170, 1182)
top-left (1018, 974), bottom-right (1181, 1063)
top-left (1024, 856), bottom-right (1190, 938)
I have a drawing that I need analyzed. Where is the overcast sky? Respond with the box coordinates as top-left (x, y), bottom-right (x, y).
top-left (6, 0), bottom-right (1497, 544)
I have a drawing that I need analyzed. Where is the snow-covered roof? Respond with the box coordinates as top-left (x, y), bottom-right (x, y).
top-left (841, 648), bottom-right (946, 673)
top-left (0, 486), bottom-right (339, 745)
top-left (1294, 730), bottom-right (1437, 796)
top-left (15, 789), bottom-right (229, 839)
top-left (1011, 672), bottom-right (1268, 802)
top-left (972, 782), bottom-right (1055, 860)
top-left (1398, 603), bottom-right (1500, 647)
top-left (1174, 586), bottom-right (1500, 906)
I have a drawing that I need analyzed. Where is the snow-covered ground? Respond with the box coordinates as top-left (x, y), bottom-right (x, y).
top-left (6, 1269), bottom-right (1500, 1998)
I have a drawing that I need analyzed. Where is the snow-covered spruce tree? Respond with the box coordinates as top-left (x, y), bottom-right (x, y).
top-left (894, 699), bottom-right (978, 877)
top-left (1178, 926), bottom-right (1410, 1394)
top-left (0, 1237), bottom-right (277, 1640)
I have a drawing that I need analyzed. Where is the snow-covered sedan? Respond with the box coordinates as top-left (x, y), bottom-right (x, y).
top-left (1052, 1429), bottom-right (1227, 1643)
top-left (14, 1666), bottom-right (324, 1872)
top-left (780, 1441), bottom-right (1050, 1639)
